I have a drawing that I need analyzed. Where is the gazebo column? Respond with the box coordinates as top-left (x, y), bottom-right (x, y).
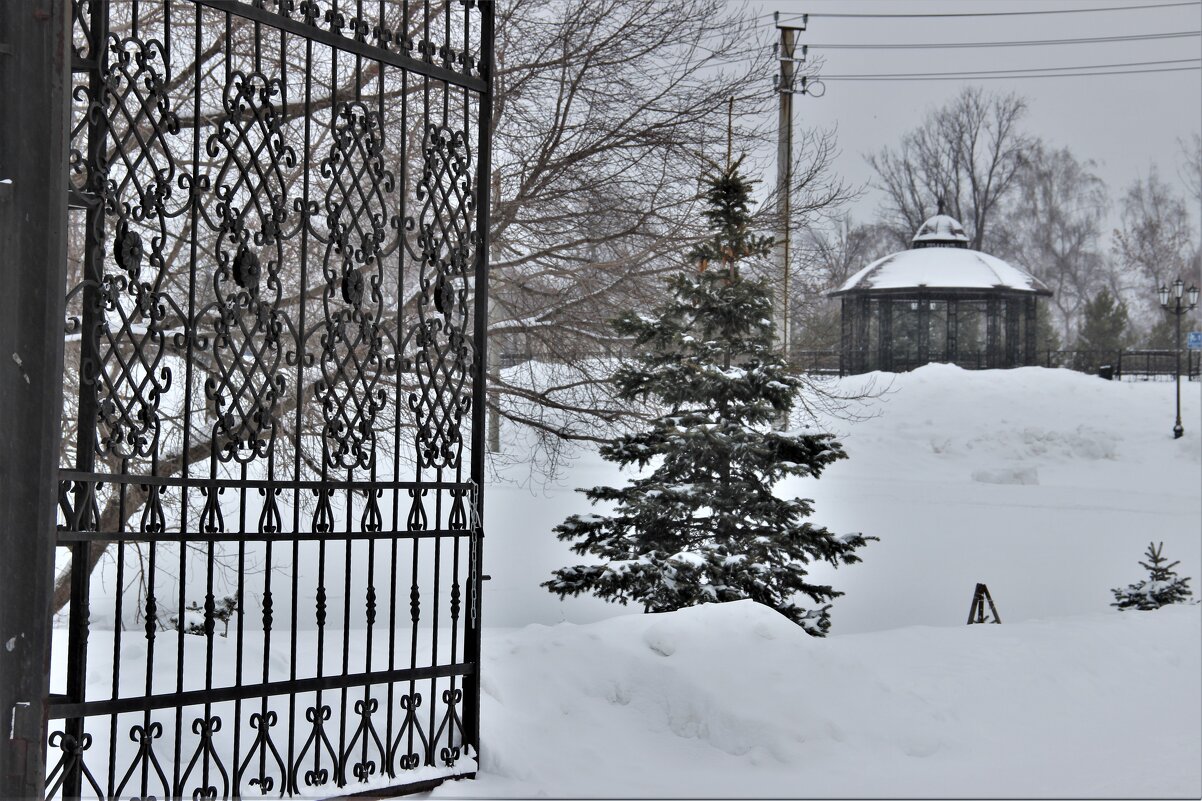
top-left (1024, 296), bottom-right (1037, 365)
top-left (1004, 298), bottom-right (1020, 368)
top-left (840, 297), bottom-right (851, 375)
top-left (946, 298), bottom-right (959, 364)
top-left (878, 298), bottom-right (892, 372)
top-left (855, 295), bottom-right (871, 373)
top-left (917, 293), bottom-right (930, 365)
top-left (986, 296), bottom-right (1000, 368)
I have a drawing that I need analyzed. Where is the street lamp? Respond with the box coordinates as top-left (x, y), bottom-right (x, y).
top-left (1158, 277), bottom-right (1199, 439)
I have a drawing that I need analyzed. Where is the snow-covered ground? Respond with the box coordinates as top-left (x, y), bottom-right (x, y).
top-left (441, 363), bottom-right (1201, 798)
top-left (51, 365), bottom-right (1201, 797)
top-left (484, 364), bottom-right (1201, 634)
top-left (452, 601), bottom-right (1200, 799)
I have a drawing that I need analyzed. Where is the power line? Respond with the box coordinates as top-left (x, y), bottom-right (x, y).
top-left (818, 64), bottom-right (1201, 81)
top-left (818, 56), bottom-right (1200, 78)
top-left (803, 30), bottom-right (1201, 49)
top-left (771, 1), bottom-right (1200, 20)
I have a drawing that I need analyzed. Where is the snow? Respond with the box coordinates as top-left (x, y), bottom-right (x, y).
top-left (485, 364), bottom-right (1200, 634)
top-left (55, 363), bottom-right (1201, 797)
top-left (441, 600), bottom-right (1200, 799)
top-left (458, 362), bottom-right (1200, 796)
top-left (911, 212), bottom-right (970, 244)
top-left (830, 246), bottom-right (1050, 295)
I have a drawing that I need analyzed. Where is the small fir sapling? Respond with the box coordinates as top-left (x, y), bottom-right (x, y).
top-left (543, 158), bottom-right (873, 636)
top-left (1111, 541), bottom-right (1193, 610)
top-left (169, 596), bottom-right (240, 637)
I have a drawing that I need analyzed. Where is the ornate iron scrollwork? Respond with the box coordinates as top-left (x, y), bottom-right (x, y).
top-left (83, 34), bottom-right (185, 461)
top-left (314, 101), bottom-right (396, 471)
top-left (408, 123), bottom-right (476, 471)
top-left (52, 1), bottom-right (492, 797)
top-left (201, 70), bottom-right (294, 464)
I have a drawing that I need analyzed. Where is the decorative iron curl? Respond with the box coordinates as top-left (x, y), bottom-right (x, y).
top-left (236, 710), bottom-right (287, 795)
top-left (115, 721), bottom-right (172, 800)
top-left (386, 692), bottom-right (429, 775)
top-left (45, 730), bottom-right (105, 799)
top-left (290, 704), bottom-right (341, 793)
top-left (176, 715), bottom-right (230, 801)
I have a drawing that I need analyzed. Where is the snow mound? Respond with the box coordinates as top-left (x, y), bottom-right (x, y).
top-left (970, 466), bottom-right (1039, 485)
top-left (451, 600), bottom-right (1201, 799)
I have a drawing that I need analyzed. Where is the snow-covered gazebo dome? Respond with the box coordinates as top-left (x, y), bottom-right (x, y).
top-left (911, 213), bottom-right (969, 247)
top-left (828, 209), bottom-right (1051, 374)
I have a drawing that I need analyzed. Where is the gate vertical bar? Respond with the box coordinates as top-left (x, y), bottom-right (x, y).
top-left (0, 0), bottom-right (72, 796)
top-left (64, 2), bottom-right (109, 796)
top-left (463, 0), bottom-right (495, 761)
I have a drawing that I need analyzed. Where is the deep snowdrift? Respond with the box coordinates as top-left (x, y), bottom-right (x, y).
top-left (484, 364), bottom-right (1201, 633)
top-left (445, 364), bottom-right (1201, 797)
top-left (440, 600), bottom-right (1200, 798)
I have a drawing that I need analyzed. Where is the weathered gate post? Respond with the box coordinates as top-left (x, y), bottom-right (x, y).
top-left (0, 0), bottom-right (73, 796)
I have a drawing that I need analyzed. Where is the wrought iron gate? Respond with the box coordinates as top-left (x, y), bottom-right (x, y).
top-left (41, 0), bottom-right (492, 797)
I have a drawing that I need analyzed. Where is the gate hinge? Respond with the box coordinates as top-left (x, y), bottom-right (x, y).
top-left (8, 701), bottom-right (38, 742)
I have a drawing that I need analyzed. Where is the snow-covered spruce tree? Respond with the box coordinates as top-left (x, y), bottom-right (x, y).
top-left (1111, 541), bottom-right (1193, 610)
top-left (543, 159), bottom-right (872, 636)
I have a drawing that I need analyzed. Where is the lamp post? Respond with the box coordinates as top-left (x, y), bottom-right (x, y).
top-left (1158, 277), bottom-right (1199, 439)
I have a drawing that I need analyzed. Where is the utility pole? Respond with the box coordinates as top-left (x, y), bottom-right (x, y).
top-left (773, 12), bottom-right (808, 368)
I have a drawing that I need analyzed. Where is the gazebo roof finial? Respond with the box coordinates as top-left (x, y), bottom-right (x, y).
top-left (937, 196), bottom-right (946, 216)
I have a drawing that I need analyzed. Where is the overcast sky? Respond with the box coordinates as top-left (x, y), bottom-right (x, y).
top-left (746, 0), bottom-right (1202, 237)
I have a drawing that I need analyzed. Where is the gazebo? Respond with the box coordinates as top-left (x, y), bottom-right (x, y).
top-left (829, 210), bottom-right (1052, 374)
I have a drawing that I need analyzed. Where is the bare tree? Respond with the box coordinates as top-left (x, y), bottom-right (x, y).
top-left (483, 0), bottom-right (852, 450)
top-left (867, 86), bottom-right (1034, 252)
top-left (54, 0), bottom-right (854, 614)
top-left (484, 0), bottom-right (761, 446)
top-left (1112, 166), bottom-right (1196, 325)
top-left (995, 142), bottom-right (1110, 344)
top-left (790, 214), bottom-right (893, 352)
top-left (1179, 131), bottom-right (1202, 206)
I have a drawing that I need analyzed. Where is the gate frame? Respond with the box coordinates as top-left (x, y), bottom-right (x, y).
top-left (464, 3), bottom-right (495, 762)
top-left (0, 0), bottom-right (494, 796)
top-left (0, 0), bottom-right (73, 796)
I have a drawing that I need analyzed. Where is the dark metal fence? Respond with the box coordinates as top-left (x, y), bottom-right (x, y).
top-left (30, 1), bottom-right (493, 798)
top-left (499, 347), bottom-right (1201, 381)
top-left (825, 348), bottom-right (1200, 380)
top-left (1036, 349), bottom-right (1200, 380)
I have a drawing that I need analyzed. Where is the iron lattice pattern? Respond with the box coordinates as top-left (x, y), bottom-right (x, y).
top-left (51, 1), bottom-right (490, 798)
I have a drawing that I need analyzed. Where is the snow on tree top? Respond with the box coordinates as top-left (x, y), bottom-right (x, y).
top-left (829, 247), bottom-right (1051, 296)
